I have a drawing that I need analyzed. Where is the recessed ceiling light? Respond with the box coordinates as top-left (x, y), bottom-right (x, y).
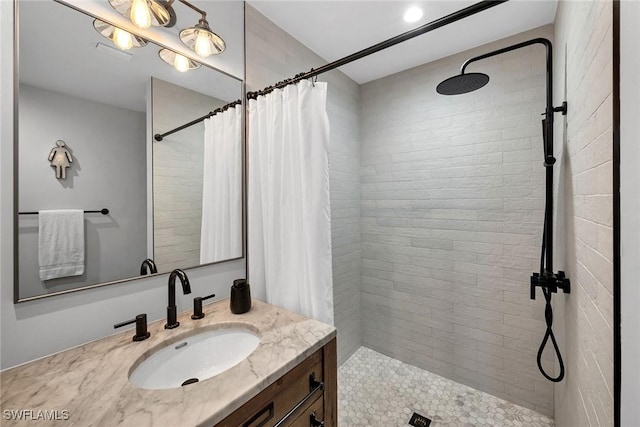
top-left (404, 6), bottom-right (423, 23)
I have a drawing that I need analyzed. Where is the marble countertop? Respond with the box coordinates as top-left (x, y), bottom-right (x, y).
top-left (0, 299), bottom-right (336, 427)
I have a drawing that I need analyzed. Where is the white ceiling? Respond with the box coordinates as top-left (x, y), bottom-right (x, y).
top-left (249, 0), bottom-right (558, 84)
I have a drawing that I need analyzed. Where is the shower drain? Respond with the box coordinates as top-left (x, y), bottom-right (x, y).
top-left (408, 412), bottom-right (431, 427)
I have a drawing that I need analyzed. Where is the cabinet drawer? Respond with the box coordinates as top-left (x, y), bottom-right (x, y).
top-left (287, 396), bottom-right (324, 427)
top-left (217, 349), bottom-right (324, 427)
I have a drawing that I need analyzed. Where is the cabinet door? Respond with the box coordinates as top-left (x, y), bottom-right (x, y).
top-left (217, 350), bottom-right (324, 427)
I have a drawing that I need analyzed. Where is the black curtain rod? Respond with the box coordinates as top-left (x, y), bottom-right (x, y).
top-left (154, 99), bottom-right (242, 142)
top-left (19, 208), bottom-right (110, 215)
top-left (246, 0), bottom-right (508, 100)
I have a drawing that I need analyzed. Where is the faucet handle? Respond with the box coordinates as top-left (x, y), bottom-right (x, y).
top-left (114, 313), bottom-right (151, 342)
top-left (191, 293), bottom-right (216, 320)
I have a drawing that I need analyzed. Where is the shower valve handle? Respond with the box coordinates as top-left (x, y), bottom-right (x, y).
top-left (530, 271), bottom-right (571, 300)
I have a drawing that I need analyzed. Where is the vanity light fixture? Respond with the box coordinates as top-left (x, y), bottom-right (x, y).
top-left (93, 19), bottom-right (148, 50)
top-left (178, 2), bottom-right (225, 57)
top-left (107, 0), bottom-right (225, 57)
top-left (108, 0), bottom-right (176, 29)
top-left (180, 17), bottom-right (225, 57)
top-left (158, 48), bottom-right (200, 72)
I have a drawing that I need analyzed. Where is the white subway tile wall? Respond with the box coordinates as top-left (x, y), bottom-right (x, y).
top-left (359, 26), bottom-right (556, 416)
top-left (246, 6), bottom-right (362, 364)
top-left (553, 1), bottom-right (614, 426)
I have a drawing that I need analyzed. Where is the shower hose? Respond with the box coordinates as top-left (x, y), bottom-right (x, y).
top-left (536, 212), bottom-right (565, 382)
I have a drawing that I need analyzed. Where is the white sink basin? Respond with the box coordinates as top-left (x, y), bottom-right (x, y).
top-left (129, 328), bottom-right (260, 390)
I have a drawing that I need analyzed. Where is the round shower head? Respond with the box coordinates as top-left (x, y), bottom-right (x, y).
top-left (436, 72), bottom-right (490, 95)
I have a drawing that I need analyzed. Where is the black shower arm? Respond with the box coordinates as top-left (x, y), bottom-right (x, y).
top-left (460, 38), bottom-right (554, 112)
top-left (460, 37), bottom-right (565, 276)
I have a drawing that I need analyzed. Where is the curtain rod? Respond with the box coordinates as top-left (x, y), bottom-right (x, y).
top-left (246, 0), bottom-right (508, 100)
top-left (154, 99), bottom-right (242, 142)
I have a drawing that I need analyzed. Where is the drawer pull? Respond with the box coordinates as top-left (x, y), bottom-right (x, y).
top-left (273, 373), bottom-right (324, 427)
top-left (310, 411), bottom-right (325, 427)
top-left (243, 401), bottom-right (274, 427)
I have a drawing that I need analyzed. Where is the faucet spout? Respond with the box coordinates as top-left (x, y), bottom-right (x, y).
top-left (140, 258), bottom-right (158, 275)
top-left (165, 269), bottom-right (192, 329)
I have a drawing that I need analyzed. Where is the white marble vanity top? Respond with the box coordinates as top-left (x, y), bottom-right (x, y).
top-left (0, 299), bottom-right (336, 426)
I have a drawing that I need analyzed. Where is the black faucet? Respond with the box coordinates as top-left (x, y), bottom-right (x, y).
top-left (165, 269), bottom-right (191, 329)
top-left (140, 258), bottom-right (158, 275)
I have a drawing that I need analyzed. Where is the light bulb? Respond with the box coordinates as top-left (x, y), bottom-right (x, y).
top-left (194, 30), bottom-right (212, 57)
top-left (130, 0), bottom-right (152, 29)
top-left (403, 7), bottom-right (423, 23)
top-left (112, 27), bottom-right (133, 50)
top-left (174, 53), bottom-right (190, 72)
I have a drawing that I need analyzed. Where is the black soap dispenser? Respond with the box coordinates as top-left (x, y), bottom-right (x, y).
top-left (230, 278), bottom-right (251, 314)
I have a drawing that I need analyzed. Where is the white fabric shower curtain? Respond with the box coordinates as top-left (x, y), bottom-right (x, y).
top-left (248, 80), bottom-right (334, 325)
top-left (200, 106), bottom-right (242, 264)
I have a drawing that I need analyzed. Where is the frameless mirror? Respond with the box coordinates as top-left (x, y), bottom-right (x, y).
top-left (15, 0), bottom-right (244, 302)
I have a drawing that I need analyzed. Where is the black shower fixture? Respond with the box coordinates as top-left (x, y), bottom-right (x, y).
top-left (437, 38), bottom-right (571, 382)
top-left (436, 72), bottom-right (489, 95)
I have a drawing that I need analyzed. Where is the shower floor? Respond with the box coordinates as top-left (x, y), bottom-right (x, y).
top-left (338, 347), bottom-right (554, 427)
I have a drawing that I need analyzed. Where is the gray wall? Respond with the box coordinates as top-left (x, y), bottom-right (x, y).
top-left (553, 0), bottom-right (614, 425)
top-left (0, 1), bottom-right (245, 370)
top-left (245, 6), bottom-right (362, 365)
top-left (621, 1), bottom-right (640, 424)
top-left (359, 26), bottom-right (555, 416)
top-left (152, 78), bottom-right (227, 273)
top-left (17, 84), bottom-right (147, 299)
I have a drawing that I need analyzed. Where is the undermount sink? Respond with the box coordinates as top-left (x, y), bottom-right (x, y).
top-left (129, 328), bottom-right (260, 390)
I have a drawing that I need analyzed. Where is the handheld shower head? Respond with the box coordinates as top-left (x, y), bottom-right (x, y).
top-left (436, 72), bottom-right (490, 95)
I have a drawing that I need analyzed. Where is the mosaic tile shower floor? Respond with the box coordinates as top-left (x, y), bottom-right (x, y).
top-left (338, 347), bottom-right (554, 427)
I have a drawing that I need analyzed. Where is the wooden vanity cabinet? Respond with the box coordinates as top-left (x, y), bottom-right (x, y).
top-left (216, 338), bottom-right (336, 427)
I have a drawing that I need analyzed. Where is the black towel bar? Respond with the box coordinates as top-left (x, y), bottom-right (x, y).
top-left (18, 208), bottom-right (110, 215)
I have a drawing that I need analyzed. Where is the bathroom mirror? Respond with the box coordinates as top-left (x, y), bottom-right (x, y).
top-left (14, 0), bottom-right (244, 302)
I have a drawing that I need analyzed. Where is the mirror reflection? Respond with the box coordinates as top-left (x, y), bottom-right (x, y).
top-left (15, 0), bottom-right (244, 302)
top-left (152, 78), bottom-right (243, 273)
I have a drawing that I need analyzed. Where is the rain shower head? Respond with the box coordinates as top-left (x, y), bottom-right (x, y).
top-left (436, 72), bottom-right (489, 95)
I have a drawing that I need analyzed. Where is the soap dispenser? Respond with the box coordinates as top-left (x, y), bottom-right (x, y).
top-left (230, 278), bottom-right (251, 314)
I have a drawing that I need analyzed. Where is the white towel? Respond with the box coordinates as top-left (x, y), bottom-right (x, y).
top-left (38, 210), bottom-right (85, 281)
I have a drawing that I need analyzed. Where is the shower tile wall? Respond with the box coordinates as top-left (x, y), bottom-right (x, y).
top-left (553, 0), bottom-right (614, 425)
top-left (152, 79), bottom-right (226, 272)
top-left (245, 6), bottom-right (362, 364)
top-left (359, 26), bottom-right (555, 416)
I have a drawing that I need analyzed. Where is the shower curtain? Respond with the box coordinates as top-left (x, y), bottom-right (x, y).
top-left (200, 106), bottom-right (242, 264)
top-left (248, 80), bottom-right (334, 325)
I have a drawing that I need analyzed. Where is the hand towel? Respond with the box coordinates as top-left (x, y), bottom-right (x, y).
top-left (38, 209), bottom-right (85, 281)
